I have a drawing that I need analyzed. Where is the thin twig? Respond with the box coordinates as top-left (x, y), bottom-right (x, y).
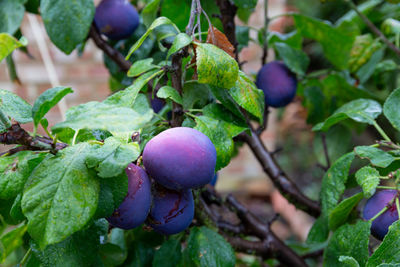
top-left (261, 0), bottom-right (269, 65)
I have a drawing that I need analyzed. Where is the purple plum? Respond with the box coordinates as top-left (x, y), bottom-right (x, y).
top-left (107, 163), bottom-right (152, 229)
top-left (255, 61), bottom-right (297, 108)
top-left (151, 97), bottom-right (165, 113)
top-left (94, 0), bottom-right (140, 40)
top-left (363, 189), bottom-right (399, 240)
top-left (148, 186), bottom-right (194, 235)
top-left (143, 127), bottom-right (217, 190)
top-left (209, 173), bottom-right (218, 186)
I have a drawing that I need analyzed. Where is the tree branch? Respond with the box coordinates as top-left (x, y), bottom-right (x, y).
top-left (0, 123), bottom-right (67, 153)
top-left (198, 187), bottom-right (308, 267)
top-left (346, 0), bottom-right (400, 57)
top-left (215, 0), bottom-right (238, 60)
top-left (241, 130), bottom-right (320, 217)
top-left (88, 24), bottom-right (132, 72)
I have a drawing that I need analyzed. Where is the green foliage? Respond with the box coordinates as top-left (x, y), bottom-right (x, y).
top-left (0, 89), bottom-right (32, 131)
top-left (40, 0), bottom-right (95, 54)
top-left (0, 33), bottom-right (27, 62)
top-left (86, 137), bottom-right (140, 178)
top-left (324, 220), bottom-right (370, 267)
top-left (21, 143), bottom-right (99, 248)
top-left (32, 87), bottom-right (73, 128)
top-left (0, 0), bottom-right (25, 34)
top-left (181, 227), bottom-right (235, 267)
top-left (367, 221), bottom-right (400, 266)
top-left (196, 43), bottom-right (239, 89)
top-left (4, 0), bottom-right (400, 265)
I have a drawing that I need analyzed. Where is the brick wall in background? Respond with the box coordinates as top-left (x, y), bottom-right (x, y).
top-left (0, 0), bottom-right (312, 241)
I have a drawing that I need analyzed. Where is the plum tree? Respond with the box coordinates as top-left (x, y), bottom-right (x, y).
top-left (107, 163), bottom-right (152, 229)
top-left (94, 0), bottom-right (140, 40)
top-left (363, 189), bottom-right (399, 240)
top-left (143, 127), bottom-right (217, 190)
top-left (255, 61), bottom-right (297, 108)
top-left (148, 186), bottom-right (194, 235)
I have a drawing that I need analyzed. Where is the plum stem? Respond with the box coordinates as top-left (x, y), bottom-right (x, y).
top-left (396, 198), bottom-right (400, 219)
top-left (369, 206), bottom-right (388, 222)
top-left (377, 186), bottom-right (397, 190)
top-left (72, 129), bottom-right (79, 146)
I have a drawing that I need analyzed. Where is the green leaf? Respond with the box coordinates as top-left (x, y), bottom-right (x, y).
top-left (338, 256), bottom-right (360, 267)
top-left (336, 0), bottom-right (382, 29)
top-left (32, 87), bottom-right (73, 127)
top-left (167, 33), bottom-right (192, 59)
top-left (141, 0), bottom-right (161, 28)
top-left (94, 173), bottom-right (128, 219)
top-left (203, 103), bottom-right (248, 138)
top-left (209, 85), bottom-right (242, 118)
top-left (236, 26), bottom-right (249, 52)
top-left (52, 101), bottom-right (153, 137)
top-left (268, 30), bottom-right (303, 50)
top-left (321, 152), bottom-right (355, 215)
top-left (293, 14), bottom-right (356, 69)
top-left (182, 227), bottom-right (235, 267)
top-left (40, 0), bottom-right (95, 54)
top-left (86, 137), bottom-right (140, 178)
top-left (0, 151), bottom-right (46, 200)
top-left (157, 86), bottom-right (183, 105)
top-left (349, 34), bottom-right (382, 73)
top-left (274, 42), bottom-right (309, 76)
top-left (232, 0), bottom-right (257, 9)
top-left (324, 220), bottom-right (370, 267)
top-left (182, 81), bottom-right (214, 110)
top-left (32, 219), bottom-right (108, 267)
top-left (0, 89), bottom-right (32, 131)
top-left (105, 70), bottom-right (161, 107)
top-left (196, 43), bottom-right (239, 89)
top-left (229, 71), bottom-right (264, 122)
top-left (0, 33), bottom-right (27, 62)
top-left (127, 58), bottom-right (160, 77)
top-left (153, 239), bottom-right (182, 267)
top-left (126, 17), bottom-right (179, 59)
top-left (329, 192), bottom-right (364, 230)
top-left (356, 47), bottom-right (385, 84)
top-left (195, 116), bottom-right (234, 171)
top-left (384, 88), bottom-right (400, 131)
top-left (0, 0), bottom-right (25, 34)
top-left (313, 99), bottom-right (382, 132)
top-left (100, 228), bottom-right (128, 266)
top-left (382, 18), bottom-right (400, 35)
top-left (355, 166), bottom-right (380, 198)
top-left (21, 143), bottom-right (100, 248)
top-left (10, 193), bottom-right (25, 223)
top-left (367, 220), bottom-right (400, 266)
top-left (355, 146), bottom-right (395, 168)
top-left (307, 216), bottom-right (330, 244)
top-left (0, 223), bottom-right (28, 263)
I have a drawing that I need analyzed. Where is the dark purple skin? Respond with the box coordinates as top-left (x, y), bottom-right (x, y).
top-left (209, 173), bottom-right (218, 186)
top-left (363, 189), bottom-right (399, 240)
top-left (149, 186), bottom-right (194, 235)
top-left (255, 61), bottom-right (297, 108)
top-left (107, 163), bottom-right (152, 229)
top-left (94, 0), bottom-right (140, 40)
top-left (143, 127), bottom-right (217, 190)
top-left (151, 97), bottom-right (165, 113)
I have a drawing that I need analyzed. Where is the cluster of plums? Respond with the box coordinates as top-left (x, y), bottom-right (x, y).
top-left (363, 189), bottom-right (400, 240)
top-left (107, 127), bottom-right (217, 235)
